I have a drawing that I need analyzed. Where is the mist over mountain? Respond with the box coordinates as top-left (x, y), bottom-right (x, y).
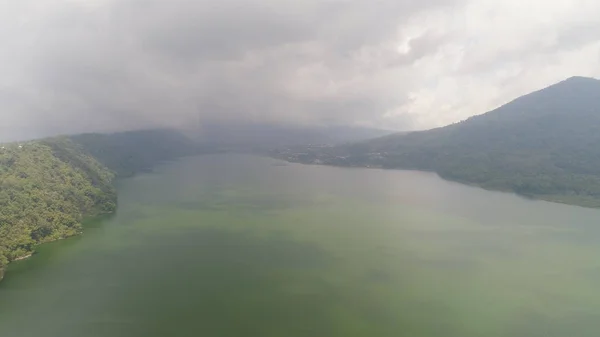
top-left (275, 76), bottom-right (600, 207)
top-left (2, 0), bottom-right (600, 141)
top-left (190, 123), bottom-right (392, 149)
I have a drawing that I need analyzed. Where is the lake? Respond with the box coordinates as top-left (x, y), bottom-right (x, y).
top-left (2, 154), bottom-right (600, 337)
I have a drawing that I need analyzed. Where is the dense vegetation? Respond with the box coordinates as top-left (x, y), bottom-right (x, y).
top-left (0, 129), bottom-right (201, 279)
top-left (276, 77), bottom-right (600, 207)
top-left (0, 138), bottom-right (116, 276)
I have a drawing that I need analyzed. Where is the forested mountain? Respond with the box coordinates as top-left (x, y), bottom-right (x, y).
top-left (275, 76), bottom-right (600, 207)
top-left (0, 129), bottom-right (200, 279)
top-left (0, 139), bottom-right (116, 276)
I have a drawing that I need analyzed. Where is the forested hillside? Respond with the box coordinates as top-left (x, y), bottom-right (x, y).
top-left (0, 139), bottom-right (116, 276)
top-left (0, 129), bottom-right (201, 280)
top-left (276, 77), bottom-right (600, 207)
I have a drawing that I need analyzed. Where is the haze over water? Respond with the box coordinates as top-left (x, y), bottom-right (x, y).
top-left (2, 154), bottom-right (600, 337)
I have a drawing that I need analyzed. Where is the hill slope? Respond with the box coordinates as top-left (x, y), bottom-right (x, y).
top-left (0, 139), bottom-right (116, 276)
top-left (279, 76), bottom-right (600, 207)
top-left (0, 129), bottom-right (201, 280)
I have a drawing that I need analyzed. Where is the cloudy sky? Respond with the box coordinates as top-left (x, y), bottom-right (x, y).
top-left (1, 0), bottom-right (599, 141)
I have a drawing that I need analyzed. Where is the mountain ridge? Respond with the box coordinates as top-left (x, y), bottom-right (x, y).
top-left (272, 76), bottom-right (600, 208)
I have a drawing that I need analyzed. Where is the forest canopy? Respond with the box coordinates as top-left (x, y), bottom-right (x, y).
top-left (0, 129), bottom-right (201, 275)
top-left (0, 138), bottom-right (116, 272)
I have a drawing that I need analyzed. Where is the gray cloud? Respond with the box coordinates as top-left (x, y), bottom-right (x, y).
top-left (0, 0), bottom-right (599, 141)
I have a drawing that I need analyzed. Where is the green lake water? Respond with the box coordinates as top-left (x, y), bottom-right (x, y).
top-left (2, 154), bottom-right (600, 336)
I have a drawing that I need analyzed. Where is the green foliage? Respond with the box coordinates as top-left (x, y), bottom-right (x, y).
top-left (0, 140), bottom-right (116, 272)
top-left (0, 129), bottom-right (200, 275)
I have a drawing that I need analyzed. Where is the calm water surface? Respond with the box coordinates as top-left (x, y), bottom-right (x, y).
top-left (2, 155), bottom-right (600, 337)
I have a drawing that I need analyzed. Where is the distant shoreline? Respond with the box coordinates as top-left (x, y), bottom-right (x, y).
top-left (274, 157), bottom-right (600, 209)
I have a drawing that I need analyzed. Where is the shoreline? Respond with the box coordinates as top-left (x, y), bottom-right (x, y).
top-left (274, 158), bottom-right (600, 210)
top-left (0, 213), bottom-right (114, 285)
top-left (0, 238), bottom-right (76, 285)
top-left (0, 253), bottom-right (34, 281)
top-left (13, 254), bottom-right (33, 262)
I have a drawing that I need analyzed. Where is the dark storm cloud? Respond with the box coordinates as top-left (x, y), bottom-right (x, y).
top-left (0, 0), bottom-right (599, 141)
